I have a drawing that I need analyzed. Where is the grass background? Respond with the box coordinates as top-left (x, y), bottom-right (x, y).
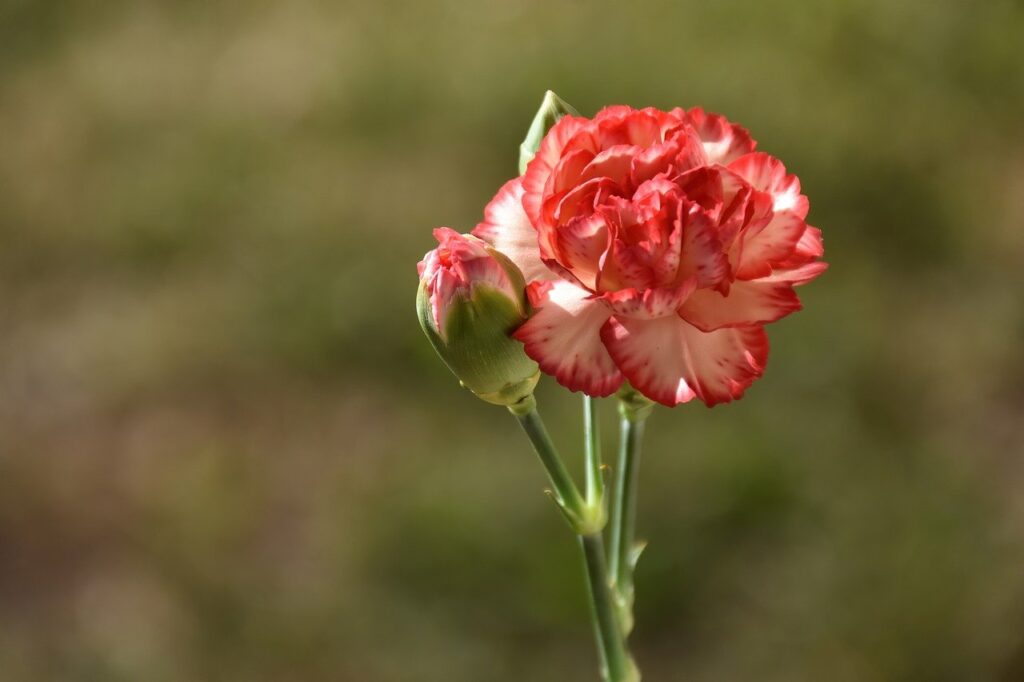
top-left (1, 1), bottom-right (1023, 680)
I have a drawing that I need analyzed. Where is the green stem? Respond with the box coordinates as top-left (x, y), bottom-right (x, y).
top-left (583, 395), bottom-right (603, 508)
top-left (510, 395), bottom-right (587, 522)
top-left (508, 395), bottom-right (639, 682)
top-left (580, 533), bottom-right (641, 682)
top-left (609, 396), bottom-right (652, 633)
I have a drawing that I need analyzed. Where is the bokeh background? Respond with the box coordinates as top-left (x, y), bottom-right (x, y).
top-left (2, 1), bottom-right (1024, 680)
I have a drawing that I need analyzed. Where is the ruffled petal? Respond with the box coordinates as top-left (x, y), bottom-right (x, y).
top-left (522, 115), bottom-right (590, 226)
top-left (549, 148), bottom-right (596, 196)
top-left (472, 178), bottom-right (554, 283)
top-left (600, 278), bottom-right (697, 320)
top-left (682, 107), bottom-right (756, 165)
top-left (580, 145), bottom-right (640, 188)
top-left (728, 152), bottom-right (808, 217)
top-left (715, 168), bottom-right (763, 252)
top-left (771, 225), bottom-right (825, 270)
top-left (554, 212), bottom-right (611, 290)
top-left (624, 109), bottom-right (664, 147)
top-left (795, 225), bottom-right (825, 259)
top-left (760, 261), bottom-right (829, 286)
top-left (665, 125), bottom-right (711, 175)
top-left (678, 279), bottom-right (801, 331)
top-left (672, 166), bottom-right (724, 215)
top-left (676, 201), bottom-right (730, 288)
top-left (514, 280), bottom-right (622, 396)
top-left (600, 236), bottom-right (656, 291)
top-left (601, 316), bottom-right (768, 407)
top-left (591, 107), bottom-right (662, 148)
top-left (551, 177), bottom-right (618, 226)
top-left (631, 140), bottom-right (682, 187)
top-left (732, 210), bottom-right (808, 280)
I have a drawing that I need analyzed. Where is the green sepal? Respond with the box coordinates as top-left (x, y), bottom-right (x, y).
top-left (518, 90), bottom-right (579, 175)
top-left (617, 383), bottom-right (655, 421)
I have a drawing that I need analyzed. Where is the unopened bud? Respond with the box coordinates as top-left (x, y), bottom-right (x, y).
top-left (417, 228), bottom-right (540, 405)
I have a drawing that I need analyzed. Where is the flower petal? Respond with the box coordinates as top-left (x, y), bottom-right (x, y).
top-left (682, 107), bottom-right (757, 165)
top-left (600, 278), bottom-right (697, 320)
top-left (601, 316), bottom-right (768, 406)
top-left (795, 225), bottom-right (825, 259)
top-left (592, 107), bottom-right (662, 148)
top-left (522, 115), bottom-right (589, 227)
top-left (551, 177), bottom-right (618, 226)
top-left (678, 279), bottom-right (801, 331)
top-left (630, 140), bottom-right (681, 187)
top-left (676, 201), bottom-right (730, 288)
top-left (728, 152), bottom-right (808, 217)
top-left (514, 280), bottom-right (622, 396)
top-left (733, 210), bottom-right (808, 280)
top-left (771, 225), bottom-right (825, 270)
top-left (549, 148), bottom-right (596, 196)
top-left (473, 178), bottom-right (554, 283)
top-left (554, 212), bottom-right (611, 290)
top-left (580, 145), bottom-right (640, 188)
top-left (760, 261), bottom-right (829, 286)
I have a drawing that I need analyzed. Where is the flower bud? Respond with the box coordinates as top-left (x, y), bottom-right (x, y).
top-left (417, 228), bottom-right (540, 406)
top-left (518, 90), bottom-right (579, 175)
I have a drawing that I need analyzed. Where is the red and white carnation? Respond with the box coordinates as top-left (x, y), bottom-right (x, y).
top-left (471, 105), bottom-right (826, 407)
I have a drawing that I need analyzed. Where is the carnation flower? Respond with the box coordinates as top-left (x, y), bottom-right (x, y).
top-left (473, 106), bottom-right (826, 406)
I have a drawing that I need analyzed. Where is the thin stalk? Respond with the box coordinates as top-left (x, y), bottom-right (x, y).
top-left (580, 533), bottom-right (641, 682)
top-left (608, 396), bottom-right (652, 633)
top-left (508, 395), bottom-right (639, 682)
top-left (583, 395), bottom-right (603, 508)
top-left (510, 396), bottom-right (587, 521)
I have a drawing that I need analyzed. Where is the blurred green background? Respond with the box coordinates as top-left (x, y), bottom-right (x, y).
top-left (2, 1), bottom-right (1023, 680)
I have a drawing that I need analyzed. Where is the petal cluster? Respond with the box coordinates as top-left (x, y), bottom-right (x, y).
top-left (473, 105), bottom-right (826, 407)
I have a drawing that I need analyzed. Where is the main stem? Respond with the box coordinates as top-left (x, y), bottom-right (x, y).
top-left (580, 533), bottom-right (637, 682)
top-left (609, 396), bottom-right (652, 633)
top-left (509, 395), bottom-right (638, 682)
top-left (583, 395), bottom-right (603, 508)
